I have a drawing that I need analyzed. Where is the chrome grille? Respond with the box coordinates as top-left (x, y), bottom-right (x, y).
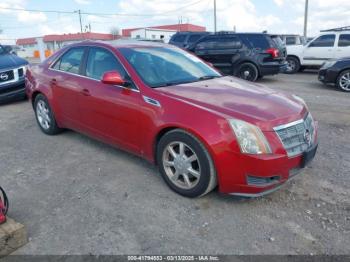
top-left (274, 114), bottom-right (315, 157)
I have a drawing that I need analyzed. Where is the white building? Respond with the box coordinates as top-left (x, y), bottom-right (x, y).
top-left (130, 28), bottom-right (177, 43)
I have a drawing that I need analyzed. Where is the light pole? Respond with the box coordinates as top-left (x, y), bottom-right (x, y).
top-left (214, 0), bottom-right (217, 33)
top-left (303, 0), bottom-right (309, 37)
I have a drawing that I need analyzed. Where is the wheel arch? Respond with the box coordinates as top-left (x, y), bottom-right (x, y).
top-left (287, 55), bottom-right (301, 64)
top-left (234, 60), bottom-right (261, 76)
top-left (336, 68), bottom-right (350, 90)
top-left (337, 67), bottom-right (350, 80)
top-left (31, 91), bottom-right (44, 109)
top-left (152, 125), bottom-right (217, 170)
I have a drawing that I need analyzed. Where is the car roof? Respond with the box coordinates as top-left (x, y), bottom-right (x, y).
top-left (67, 39), bottom-right (176, 50)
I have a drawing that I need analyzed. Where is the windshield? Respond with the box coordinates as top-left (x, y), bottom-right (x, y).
top-left (119, 46), bottom-right (221, 88)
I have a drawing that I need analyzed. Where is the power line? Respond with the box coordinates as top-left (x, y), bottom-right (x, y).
top-left (0, 1), bottom-right (204, 17)
top-left (0, 14), bottom-right (74, 30)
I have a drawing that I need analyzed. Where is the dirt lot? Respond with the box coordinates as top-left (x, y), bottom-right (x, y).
top-left (0, 72), bottom-right (349, 255)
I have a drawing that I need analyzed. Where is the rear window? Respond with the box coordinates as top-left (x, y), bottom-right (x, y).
top-left (244, 34), bottom-right (270, 49)
top-left (339, 34), bottom-right (350, 47)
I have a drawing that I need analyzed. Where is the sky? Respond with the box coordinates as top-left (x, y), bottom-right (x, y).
top-left (1, 0), bottom-right (350, 44)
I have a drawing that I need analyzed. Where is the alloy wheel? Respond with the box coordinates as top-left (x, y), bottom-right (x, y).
top-left (339, 72), bottom-right (350, 91)
top-left (162, 141), bottom-right (201, 190)
top-left (36, 100), bottom-right (51, 130)
top-left (287, 59), bottom-right (296, 73)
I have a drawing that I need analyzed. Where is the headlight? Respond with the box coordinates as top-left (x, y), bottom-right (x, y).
top-left (228, 119), bottom-right (272, 154)
top-left (321, 60), bottom-right (336, 68)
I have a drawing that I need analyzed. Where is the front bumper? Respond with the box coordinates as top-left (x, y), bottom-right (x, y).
top-left (0, 80), bottom-right (26, 103)
top-left (229, 144), bottom-right (318, 197)
top-left (216, 121), bottom-right (319, 197)
top-left (318, 67), bottom-right (338, 84)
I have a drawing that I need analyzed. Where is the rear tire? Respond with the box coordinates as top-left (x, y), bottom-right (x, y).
top-left (236, 63), bottom-right (259, 82)
top-left (285, 56), bottom-right (300, 74)
top-left (34, 94), bottom-right (62, 135)
top-left (157, 129), bottom-right (217, 198)
top-left (336, 70), bottom-right (350, 92)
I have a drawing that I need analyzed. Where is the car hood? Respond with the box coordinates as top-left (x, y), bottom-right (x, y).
top-left (157, 76), bottom-right (307, 131)
top-left (0, 54), bottom-right (28, 70)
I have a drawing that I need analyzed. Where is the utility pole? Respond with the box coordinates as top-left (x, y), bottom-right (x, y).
top-left (77, 10), bottom-right (83, 34)
top-left (303, 0), bottom-right (309, 37)
top-left (214, 0), bottom-right (217, 33)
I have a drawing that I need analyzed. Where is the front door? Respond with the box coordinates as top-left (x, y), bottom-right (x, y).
top-left (302, 34), bottom-right (336, 66)
top-left (78, 47), bottom-right (142, 153)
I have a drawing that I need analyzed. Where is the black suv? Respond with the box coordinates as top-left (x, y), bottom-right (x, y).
top-left (188, 32), bottom-right (287, 81)
top-left (169, 32), bottom-right (210, 49)
top-left (0, 44), bottom-right (28, 103)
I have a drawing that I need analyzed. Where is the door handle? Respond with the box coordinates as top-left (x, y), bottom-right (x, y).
top-left (50, 78), bottom-right (57, 85)
top-left (81, 88), bottom-right (91, 96)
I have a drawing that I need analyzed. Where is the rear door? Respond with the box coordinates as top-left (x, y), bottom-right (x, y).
top-left (185, 34), bottom-right (206, 49)
top-left (194, 36), bottom-right (242, 74)
top-left (302, 34), bottom-right (336, 65)
top-left (335, 33), bottom-right (350, 59)
top-left (50, 47), bottom-right (87, 128)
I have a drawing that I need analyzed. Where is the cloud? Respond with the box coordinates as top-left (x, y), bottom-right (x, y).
top-left (116, 0), bottom-right (282, 32)
top-left (274, 0), bottom-right (284, 7)
top-left (288, 0), bottom-right (350, 36)
top-left (74, 0), bottom-right (91, 5)
top-left (17, 11), bottom-right (47, 23)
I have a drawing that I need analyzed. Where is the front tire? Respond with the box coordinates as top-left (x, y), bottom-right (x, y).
top-left (336, 70), bottom-right (350, 92)
top-left (34, 94), bottom-right (62, 135)
top-left (236, 62), bottom-right (259, 82)
top-left (285, 56), bottom-right (300, 74)
top-left (157, 129), bottom-right (217, 198)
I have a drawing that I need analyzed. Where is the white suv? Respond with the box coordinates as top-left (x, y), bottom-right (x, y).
top-left (285, 28), bottom-right (350, 74)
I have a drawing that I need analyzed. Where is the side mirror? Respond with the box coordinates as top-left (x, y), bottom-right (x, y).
top-left (101, 71), bottom-right (125, 86)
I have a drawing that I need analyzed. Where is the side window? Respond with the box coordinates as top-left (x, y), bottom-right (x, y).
top-left (53, 48), bottom-right (85, 74)
top-left (338, 34), bottom-right (350, 47)
top-left (245, 34), bottom-right (270, 49)
top-left (309, 34), bottom-right (335, 47)
top-left (195, 37), bottom-right (218, 50)
top-left (188, 35), bottom-right (202, 44)
top-left (173, 35), bottom-right (186, 43)
top-left (216, 37), bottom-right (242, 49)
top-left (286, 37), bottom-right (296, 45)
top-left (86, 47), bottom-right (126, 80)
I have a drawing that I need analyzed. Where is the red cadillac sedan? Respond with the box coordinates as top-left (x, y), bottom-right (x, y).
top-left (25, 41), bottom-right (318, 198)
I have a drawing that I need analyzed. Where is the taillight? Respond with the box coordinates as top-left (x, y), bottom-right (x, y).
top-left (266, 48), bottom-right (279, 58)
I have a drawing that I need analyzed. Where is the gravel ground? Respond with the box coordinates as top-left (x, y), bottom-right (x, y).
top-left (0, 72), bottom-right (349, 255)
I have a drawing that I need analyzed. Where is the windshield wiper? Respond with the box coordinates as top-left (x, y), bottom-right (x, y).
top-left (197, 75), bottom-right (221, 81)
top-left (153, 80), bottom-right (194, 88)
